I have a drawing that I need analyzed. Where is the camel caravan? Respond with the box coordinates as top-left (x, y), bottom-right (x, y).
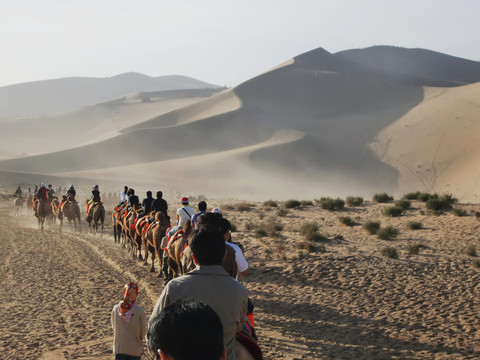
top-left (15, 183), bottom-right (262, 359)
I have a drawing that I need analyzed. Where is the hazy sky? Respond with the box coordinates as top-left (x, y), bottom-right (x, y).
top-left (1, 0), bottom-right (479, 88)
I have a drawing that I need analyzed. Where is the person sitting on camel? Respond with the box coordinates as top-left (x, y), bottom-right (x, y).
top-left (60, 185), bottom-right (77, 210)
top-left (86, 185), bottom-right (101, 220)
top-left (36, 183), bottom-right (50, 203)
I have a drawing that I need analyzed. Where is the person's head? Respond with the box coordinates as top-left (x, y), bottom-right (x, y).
top-left (181, 196), bottom-right (189, 205)
top-left (147, 299), bottom-right (225, 360)
top-left (48, 184), bottom-right (52, 189)
top-left (124, 186), bottom-right (128, 193)
top-left (128, 188), bottom-right (135, 196)
top-left (156, 191), bottom-right (163, 199)
top-left (70, 184), bottom-right (74, 189)
top-left (211, 207), bottom-right (222, 218)
top-left (190, 228), bottom-right (225, 266)
top-left (93, 185), bottom-right (99, 190)
top-left (218, 218), bottom-right (231, 241)
top-left (41, 183), bottom-right (46, 188)
top-left (119, 282), bottom-right (139, 313)
top-left (196, 213), bottom-right (220, 231)
top-left (147, 191), bottom-right (152, 197)
top-left (198, 201), bottom-right (207, 212)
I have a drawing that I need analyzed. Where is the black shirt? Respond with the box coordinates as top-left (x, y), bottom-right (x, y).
top-left (142, 196), bottom-right (154, 213)
top-left (152, 198), bottom-right (168, 216)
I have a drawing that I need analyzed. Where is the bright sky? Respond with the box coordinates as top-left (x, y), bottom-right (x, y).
top-left (1, 0), bottom-right (479, 88)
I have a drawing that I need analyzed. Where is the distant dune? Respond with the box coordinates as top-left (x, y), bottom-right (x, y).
top-left (1, 46), bottom-right (479, 201)
top-left (0, 73), bottom-right (221, 120)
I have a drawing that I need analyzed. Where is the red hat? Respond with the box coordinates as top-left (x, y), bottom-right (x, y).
top-left (181, 196), bottom-right (189, 204)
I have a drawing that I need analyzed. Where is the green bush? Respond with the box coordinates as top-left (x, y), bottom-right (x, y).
top-left (383, 206), bottom-right (404, 217)
top-left (263, 199), bottom-right (278, 207)
top-left (406, 221), bottom-right (422, 230)
top-left (346, 196), bottom-right (364, 207)
top-left (419, 192), bottom-right (438, 202)
top-left (265, 222), bottom-right (284, 237)
top-left (381, 246), bottom-right (398, 259)
top-left (363, 220), bottom-right (380, 235)
top-left (299, 222), bottom-right (326, 242)
top-left (235, 202), bottom-right (250, 212)
top-left (284, 199), bottom-right (301, 209)
top-left (426, 198), bottom-right (451, 211)
top-left (318, 197), bottom-right (345, 211)
top-left (452, 208), bottom-right (467, 217)
top-left (395, 199), bottom-right (411, 211)
top-left (300, 200), bottom-right (314, 206)
top-left (377, 225), bottom-right (399, 240)
top-left (339, 216), bottom-right (354, 226)
top-left (402, 191), bottom-right (422, 200)
top-left (254, 227), bottom-right (268, 238)
top-left (373, 192), bottom-right (394, 203)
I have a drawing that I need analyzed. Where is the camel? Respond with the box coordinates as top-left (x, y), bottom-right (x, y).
top-left (14, 196), bottom-right (23, 216)
top-left (62, 200), bottom-right (81, 231)
top-left (142, 212), bottom-right (169, 277)
top-left (86, 202), bottom-right (105, 236)
top-left (167, 220), bottom-right (192, 279)
top-left (123, 205), bottom-right (143, 260)
top-left (113, 205), bottom-right (128, 247)
top-left (34, 198), bottom-right (51, 230)
top-left (51, 197), bottom-right (64, 230)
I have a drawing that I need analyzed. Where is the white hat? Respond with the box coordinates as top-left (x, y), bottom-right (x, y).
top-left (211, 207), bottom-right (222, 214)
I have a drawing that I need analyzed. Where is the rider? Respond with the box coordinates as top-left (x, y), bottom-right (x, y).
top-left (15, 186), bottom-right (22, 198)
top-left (60, 185), bottom-right (76, 210)
top-left (36, 184), bottom-right (50, 203)
top-left (86, 185), bottom-right (101, 219)
top-left (127, 188), bottom-right (140, 210)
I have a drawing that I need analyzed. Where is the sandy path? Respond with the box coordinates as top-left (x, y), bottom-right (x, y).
top-left (1, 198), bottom-right (480, 359)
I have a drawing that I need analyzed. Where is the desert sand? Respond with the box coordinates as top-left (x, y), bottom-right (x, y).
top-left (1, 186), bottom-right (479, 359)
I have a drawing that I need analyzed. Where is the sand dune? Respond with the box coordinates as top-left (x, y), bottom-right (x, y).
top-left (1, 46), bottom-right (479, 202)
top-left (0, 73), bottom-right (220, 120)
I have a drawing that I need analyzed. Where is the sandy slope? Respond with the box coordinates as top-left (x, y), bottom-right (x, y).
top-left (1, 187), bottom-right (480, 359)
top-left (0, 46), bottom-right (479, 202)
top-left (371, 82), bottom-right (480, 203)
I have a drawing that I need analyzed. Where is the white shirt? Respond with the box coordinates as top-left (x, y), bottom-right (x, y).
top-left (176, 206), bottom-right (195, 227)
top-left (227, 242), bottom-right (248, 274)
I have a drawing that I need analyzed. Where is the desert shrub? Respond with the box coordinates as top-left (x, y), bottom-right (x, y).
top-left (406, 221), bottom-right (422, 230)
top-left (402, 191), bottom-right (422, 200)
top-left (299, 222), bottom-right (326, 242)
top-left (452, 208), bottom-right (467, 217)
top-left (263, 199), bottom-right (278, 207)
top-left (466, 245), bottom-right (477, 257)
top-left (426, 198), bottom-right (451, 211)
top-left (377, 225), bottom-right (399, 240)
top-left (418, 192), bottom-right (438, 202)
top-left (296, 241), bottom-right (316, 253)
top-left (300, 200), bottom-right (313, 206)
top-left (406, 243), bottom-right (425, 255)
top-left (383, 206), bottom-right (404, 217)
top-left (277, 208), bottom-right (288, 217)
top-left (265, 221), bottom-right (284, 238)
top-left (338, 216), bottom-right (354, 226)
top-left (284, 199), bottom-right (301, 209)
top-left (257, 210), bottom-right (265, 220)
top-left (346, 196), bottom-right (364, 207)
top-left (254, 227), bottom-right (268, 238)
top-left (395, 199), bottom-right (411, 211)
top-left (439, 193), bottom-right (457, 206)
top-left (475, 211), bottom-right (480, 219)
top-left (235, 202), bottom-right (250, 212)
top-left (363, 220), bottom-right (380, 235)
top-left (472, 260), bottom-right (480, 269)
top-left (318, 197), bottom-right (345, 211)
top-left (245, 222), bottom-right (256, 231)
top-left (381, 246), bottom-right (398, 259)
top-left (373, 192), bottom-right (393, 203)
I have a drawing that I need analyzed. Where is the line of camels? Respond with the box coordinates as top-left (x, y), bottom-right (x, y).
top-left (16, 194), bottom-right (262, 360)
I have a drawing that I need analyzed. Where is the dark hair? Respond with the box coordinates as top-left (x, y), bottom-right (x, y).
top-left (147, 299), bottom-right (224, 360)
top-left (127, 188), bottom-right (135, 195)
top-left (147, 191), bottom-right (152, 196)
top-left (190, 228), bottom-right (225, 265)
top-left (198, 200), bottom-right (207, 212)
top-left (219, 218), bottom-right (230, 236)
top-left (157, 191), bottom-right (163, 198)
top-left (196, 213), bottom-right (220, 231)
